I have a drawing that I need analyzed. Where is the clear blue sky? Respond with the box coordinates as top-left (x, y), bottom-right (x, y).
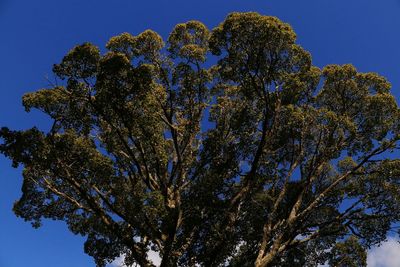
top-left (1, 1), bottom-right (400, 266)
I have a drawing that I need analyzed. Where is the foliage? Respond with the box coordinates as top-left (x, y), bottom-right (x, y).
top-left (2, 12), bottom-right (400, 267)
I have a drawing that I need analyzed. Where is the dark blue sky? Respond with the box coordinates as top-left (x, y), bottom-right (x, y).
top-left (1, 1), bottom-right (400, 266)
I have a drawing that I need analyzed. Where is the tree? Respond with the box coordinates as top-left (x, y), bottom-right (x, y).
top-left (1, 12), bottom-right (400, 267)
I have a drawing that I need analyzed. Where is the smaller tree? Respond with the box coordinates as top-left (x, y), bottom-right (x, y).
top-left (329, 236), bottom-right (367, 267)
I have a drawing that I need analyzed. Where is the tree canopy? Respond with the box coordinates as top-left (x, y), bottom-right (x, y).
top-left (1, 12), bottom-right (400, 266)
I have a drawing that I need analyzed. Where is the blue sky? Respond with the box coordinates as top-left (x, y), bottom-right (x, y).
top-left (1, 0), bottom-right (400, 266)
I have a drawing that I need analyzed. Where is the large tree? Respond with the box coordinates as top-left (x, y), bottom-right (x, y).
top-left (1, 12), bottom-right (400, 267)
